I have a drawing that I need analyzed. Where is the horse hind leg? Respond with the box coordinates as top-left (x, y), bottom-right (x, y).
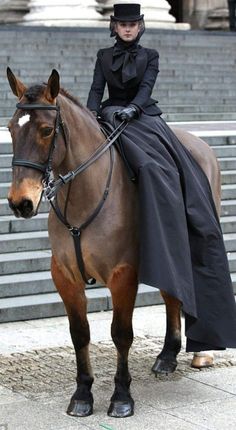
top-left (152, 291), bottom-right (181, 375)
top-left (107, 263), bottom-right (138, 418)
top-left (51, 256), bottom-right (94, 417)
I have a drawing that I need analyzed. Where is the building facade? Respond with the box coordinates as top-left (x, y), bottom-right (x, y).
top-left (0, 0), bottom-right (231, 30)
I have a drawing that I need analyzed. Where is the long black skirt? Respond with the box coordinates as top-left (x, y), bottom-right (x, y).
top-left (102, 106), bottom-right (236, 352)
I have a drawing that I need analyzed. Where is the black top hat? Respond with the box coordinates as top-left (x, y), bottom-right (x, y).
top-left (111, 3), bottom-right (144, 22)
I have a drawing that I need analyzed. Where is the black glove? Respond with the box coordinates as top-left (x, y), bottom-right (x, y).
top-left (116, 105), bottom-right (139, 122)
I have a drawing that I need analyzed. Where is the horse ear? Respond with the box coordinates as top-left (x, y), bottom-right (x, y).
top-left (7, 67), bottom-right (27, 99)
top-left (45, 69), bottom-right (60, 102)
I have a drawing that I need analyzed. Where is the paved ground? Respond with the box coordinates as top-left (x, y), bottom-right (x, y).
top-left (0, 304), bottom-right (235, 430)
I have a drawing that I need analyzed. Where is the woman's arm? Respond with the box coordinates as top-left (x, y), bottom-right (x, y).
top-left (87, 50), bottom-right (106, 114)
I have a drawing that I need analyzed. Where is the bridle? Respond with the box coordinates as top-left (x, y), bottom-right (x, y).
top-left (13, 103), bottom-right (63, 182)
top-left (12, 101), bottom-right (127, 284)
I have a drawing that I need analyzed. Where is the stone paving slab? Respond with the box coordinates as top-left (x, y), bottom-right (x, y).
top-left (169, 397), bottom-right (236, 430)
top-left (0, 400), bottom-right (84, 430)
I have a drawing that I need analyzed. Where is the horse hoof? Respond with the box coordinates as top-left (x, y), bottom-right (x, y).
top-left (67, 399), bottom-right (93, 417)
top-left (191, 354), bottom-right (214, 369)
top-left (107, 400), bottom-right (134, 418)
top-left (151, 357), bottom-right (177, 375)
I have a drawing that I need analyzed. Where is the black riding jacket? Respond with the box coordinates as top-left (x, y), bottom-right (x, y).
top-left (87, 45), bottom-right (162, 116)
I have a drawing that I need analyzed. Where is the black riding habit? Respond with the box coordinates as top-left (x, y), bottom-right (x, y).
top-left (87, 38), bottom-right (236, 352)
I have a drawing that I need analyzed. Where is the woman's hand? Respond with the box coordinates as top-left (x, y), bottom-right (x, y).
top-left (116, 105), bottom-right (139, 122)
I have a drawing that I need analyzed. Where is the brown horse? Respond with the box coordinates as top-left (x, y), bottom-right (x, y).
top-left (7, 68), bottom-right (220, 418)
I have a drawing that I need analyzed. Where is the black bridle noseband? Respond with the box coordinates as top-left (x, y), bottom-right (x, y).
top-left (12, 102), bottom-right (127, 284)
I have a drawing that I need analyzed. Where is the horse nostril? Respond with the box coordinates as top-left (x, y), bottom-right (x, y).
top-left (18, 199), bottom-right (34, 218)
top-left (8, 198), bottom-right (34, 218)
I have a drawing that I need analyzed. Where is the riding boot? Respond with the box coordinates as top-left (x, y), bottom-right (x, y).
top-left (191, 351), bottom-right (214, 368)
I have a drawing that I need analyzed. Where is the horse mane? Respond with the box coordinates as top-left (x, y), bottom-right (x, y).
top-left (59, 87), bottom-right (84, 110)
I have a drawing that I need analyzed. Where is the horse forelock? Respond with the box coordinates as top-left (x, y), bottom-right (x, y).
top-left (24, 84), bottom-right (45, 102)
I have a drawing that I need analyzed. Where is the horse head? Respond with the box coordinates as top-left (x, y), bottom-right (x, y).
top-left (7, 68), bottom-right (66, 218)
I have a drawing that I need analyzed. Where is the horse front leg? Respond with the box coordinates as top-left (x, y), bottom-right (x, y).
top-left (107, 264), bottom-right (138, 418)
top-left (152, 291), bottom-right (181, 375)
top-left (51, 256), bottom-right (94, 417)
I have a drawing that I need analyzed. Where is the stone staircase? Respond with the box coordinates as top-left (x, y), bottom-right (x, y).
top-left (0, 27), bottom-right (235, 124)
top-left (0, 27), bottom-right (236, 322)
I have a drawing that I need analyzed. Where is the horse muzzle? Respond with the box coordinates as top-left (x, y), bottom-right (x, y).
top-left (8, 197), bottom-right (35, 218)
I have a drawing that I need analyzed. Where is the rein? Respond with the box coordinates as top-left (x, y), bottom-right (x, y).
top-left (13, 102), bottom-right (127, 284)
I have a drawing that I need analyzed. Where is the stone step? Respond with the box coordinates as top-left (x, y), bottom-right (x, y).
top-left (0, 141), bottom-right (12, 153)
top-left (220, 216), bottom-right (236, 234)
top-left (0, 284), bottom-right (163, 323)
top-left (221, 199), bottom-right (236, 216)
top-left (212, 145), bottom-right (236, 158)
top-left (0, 270), bottom-right (104, 299)
top-left (218, 158), bottom-right (236, 170)
top-left (0, 230), bottom-right (50, 253)
top-left (224, 233), bottom-right (236, 252)
top-left (0, 154), bottom-right (12, 167)
top-left (0, 271), bottom-right (54, 298)
top-left (0, 249), bottom-right (51, 275)
top-left (228, 253), bottom-right (236, 273)
top-left (207, 136), bottom-right (236, 146)
top-left (222, 184), bottom-right (236, 201)
top-left (221, 170), bottom-right (236, 185)
top-left (0, 182), bottom-right (10, 198)
top-left (163, 113), bottom-right (236, 122)
top-left (0, 198), bottom-right (49, 216)
top-left (0, 212), bottom-right (48, 234)
top-left (159, 91), bottom-right (236, 100)
top-left (0, 167), bottom-right (13, 182)
top-left (162, 104), bottom-right (236, 113)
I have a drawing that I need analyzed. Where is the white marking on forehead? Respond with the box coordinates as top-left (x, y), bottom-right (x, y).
top-left (18, 114), bottom-right (30, 127)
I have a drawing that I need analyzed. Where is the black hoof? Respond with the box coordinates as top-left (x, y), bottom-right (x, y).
top-left (152, 357), bottom-right (177, 375)
top-left (67, 399), bottom-right (93, 417)
top-left (107, 400), bottom-right (134, 418)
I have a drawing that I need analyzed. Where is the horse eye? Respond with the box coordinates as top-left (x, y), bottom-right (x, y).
top-left (41, 127), bottom-right (53, 138)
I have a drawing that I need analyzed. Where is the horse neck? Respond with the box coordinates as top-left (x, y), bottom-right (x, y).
top-left (55, 94), bottom-right (112, 217)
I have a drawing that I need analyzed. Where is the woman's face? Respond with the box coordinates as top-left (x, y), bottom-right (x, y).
top-left (115, 21), bottom-right (140, 42)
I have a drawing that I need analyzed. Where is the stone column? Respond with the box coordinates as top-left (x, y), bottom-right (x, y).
top-left (185, 0), bottom-right (228, 29)
top-left (97, 0), bottom-right (190, 29)
top-left (0, 0), bottom-right (30, 24)
top-left (23, 0), bottom-right (104, 26)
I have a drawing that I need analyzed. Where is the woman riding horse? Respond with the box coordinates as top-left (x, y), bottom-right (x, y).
top-left (87, 3), bottom-right (236, 366)
top-left (6, 4), bottom-right (236, 420)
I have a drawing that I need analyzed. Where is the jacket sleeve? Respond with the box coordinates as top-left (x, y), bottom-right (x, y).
top-left (131, 50), bottom-right (159, 111)
top-left (87, 50), bottom-right (106, 113)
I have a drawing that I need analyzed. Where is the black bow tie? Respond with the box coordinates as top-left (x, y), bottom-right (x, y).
top-left (112, 43), bottom-right (138, 83)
